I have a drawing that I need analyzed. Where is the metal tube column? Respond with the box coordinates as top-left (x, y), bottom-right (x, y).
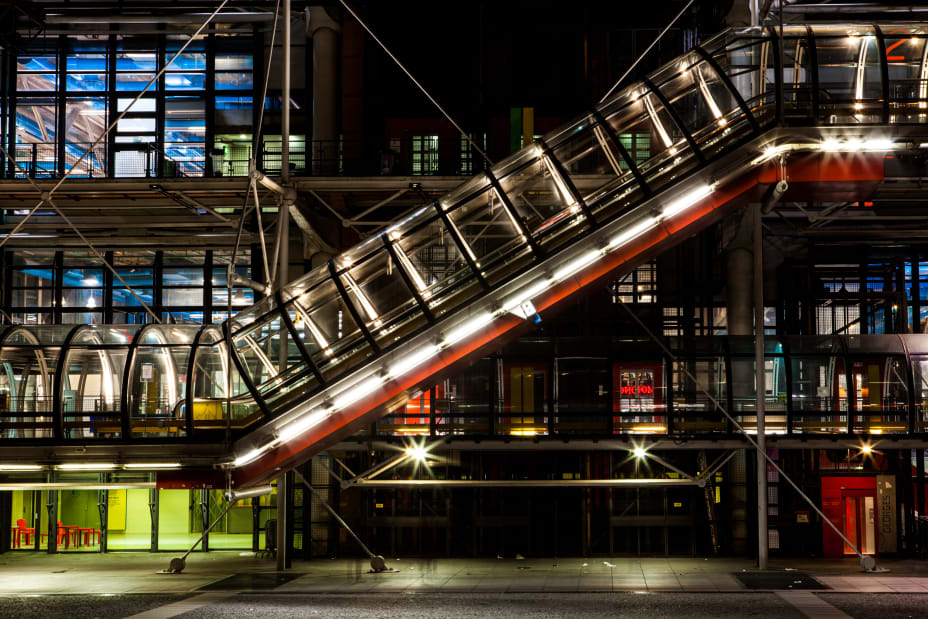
top-left (276, 0), bottom-right (292, 573)
top-left (753, 204), bottom-right (768, 569)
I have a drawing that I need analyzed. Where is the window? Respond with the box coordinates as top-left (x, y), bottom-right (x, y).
top-left (164, 51), bottom-right (206, 91)
top-left (458, 133), bottom-right (486, 176)
top-left (215, 53), bottom-right (254, 90)
top-left (612, 261), bottom-right (657, 304)
top-left (619, 132), bottom-right (650, 168)
top-left (17, 55), bottom-right (57, 92)
top-left (411, 135), bottom-right (439, 175)
top-left (15, 97), bottom-right (57, 177)
top-left (66, 53), bottom-right (107, 92)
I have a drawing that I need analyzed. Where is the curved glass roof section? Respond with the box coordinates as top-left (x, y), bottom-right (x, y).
top-left (2, 24), bottom-right (928, 444)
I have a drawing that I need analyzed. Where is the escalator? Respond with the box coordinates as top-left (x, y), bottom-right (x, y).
top-left (2, 24), bottom-right (926, 489)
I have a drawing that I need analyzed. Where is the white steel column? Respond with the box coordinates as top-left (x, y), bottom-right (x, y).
top-left (276, 0), bottom-right (292, 572)
top-left (753, 204), bottom-right (768, 569)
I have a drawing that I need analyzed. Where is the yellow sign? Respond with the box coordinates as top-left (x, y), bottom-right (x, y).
top-left (108, 489), bottom-right (127, 530)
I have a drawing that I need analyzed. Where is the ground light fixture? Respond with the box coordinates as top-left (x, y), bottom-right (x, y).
top-left (405, 445), bottom-right (428, 462)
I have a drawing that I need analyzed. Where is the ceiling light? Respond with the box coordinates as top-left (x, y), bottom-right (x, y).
top-left (57, 463), bottom-right (117, 470)
top-left (0, 464), bottom-right (44, 471)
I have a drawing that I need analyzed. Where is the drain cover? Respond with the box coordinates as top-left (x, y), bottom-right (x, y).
top-left (199, 572), bottom-right (301, 591)
top-left (735, 571), bottom-right (826, 590)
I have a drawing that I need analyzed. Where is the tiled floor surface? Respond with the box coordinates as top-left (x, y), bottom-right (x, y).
top-left (2, 553), bottom-right (928, 595)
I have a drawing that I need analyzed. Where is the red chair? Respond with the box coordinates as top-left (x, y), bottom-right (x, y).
top-left (15, 518), bottom-right (34, 548)
top-left (78, 527), bottom-right (101, 546)
top-left (41, 521), bottom-right (77, 549)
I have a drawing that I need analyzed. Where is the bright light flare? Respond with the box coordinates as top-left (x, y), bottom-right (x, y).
top-left (632, 447), bottom-right (647, 459)
top-left (405, 445), bottom-right (428, 462)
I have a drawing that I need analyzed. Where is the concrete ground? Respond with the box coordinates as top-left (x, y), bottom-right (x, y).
top-left (0, 553), bottom-right (927, 617)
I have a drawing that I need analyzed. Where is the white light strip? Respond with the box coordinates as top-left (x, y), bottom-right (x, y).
top-left (552, 250), bottom-right (602, 282)
top-left (388, 344), bottom-right (439, 379)
top-left (342, 272), bottom-right (381, 327)
top-left (644, 93), bottom-right (675, 152)
top-left (233, 448), bottom-right (264, 467)
top-left (392, 242), bottom-right (431, 297)
top-left (502, 279), bottom-right (551, 315)
top-left (276, 409), bottom-right (330, 443)
top-left (124, 463), bottom-right (181, 469)
top-left (57, 463), bottom-right (117, 470)
top-left (442, 312), bottom-right (494, 346)
top-left (0, 464), bottom-right (44, 471)
top-left (661, 184), bottom-right (714, 219)
top-left (607, 217), bottom-right (660, 250)
top-left (332, 375), bottom-right (385, 411)
top-left (695, 66), bottom-right (725, 125)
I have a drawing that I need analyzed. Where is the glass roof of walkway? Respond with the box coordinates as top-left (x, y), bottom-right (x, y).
top-left (3, 24), bottom-right (928, 479)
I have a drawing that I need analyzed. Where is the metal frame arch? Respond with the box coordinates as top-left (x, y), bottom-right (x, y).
top-left (184, 323), bottom-right (209, 438)
top-left (692, 45), bottom-right (762, 135)
top-left (52, 324), bottom-right (84, 441)
top-left (642, 76), bottom-right (707, 164)
top-left (274, 288), bottom-right (326, 384)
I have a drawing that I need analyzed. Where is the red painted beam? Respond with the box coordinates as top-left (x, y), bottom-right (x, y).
top-left (231, 151), bottom-right (885, 488)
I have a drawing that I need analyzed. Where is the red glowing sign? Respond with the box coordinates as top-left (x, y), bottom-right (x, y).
top-left (620, 385), bottom-right (654, 396)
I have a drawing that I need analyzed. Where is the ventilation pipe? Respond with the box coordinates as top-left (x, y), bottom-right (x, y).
top-left (307, 6), bottom-right (342, 176)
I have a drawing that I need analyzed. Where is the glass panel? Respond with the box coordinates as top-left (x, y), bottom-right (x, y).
top-left (57, 489), bottom-right (103, 552)
top-left (191, 331), bottom-right (260, 430)
top-left (445, 184), bottom-right (527, 279)
top-left (599, 90), bottom-right (695, 195)
top-left (790, 355), bottom-right (847, 434)
top-left (291, 278), bottom-right (370, 379)
top-left (672, 358), bottom-right (726, 433)
top-left (70, 325), bottom-right (139, 345)
top-left (883, 32), bottom-right (928, 122)
top-left (548, 119), bottom-right (623, 204)
top-left (555, 358), bottom-right (609, 434)
top-left (107, 488), bottom-right (152, 549)
top-left (129, 345), bottom-right (189, 437)
top-left (64, 98), bottom-right (107, 177)
top-left (216, 54), bottom-right (254, 71)
top-left (816, 28), bottom-right (881, 122)
top-left (340, 251), bottom-right (425, 348)
top-left (61, 347), bottom-right (127, 439)
top-left (158, 489), bottom-right (194, 550)
top-left (912, 356), bottom-right (928, 432)
top-left (500, 364), bottom-right (548, 436)
top-left (216, 72), bottom-right (254, 90)
top-left (165, 52), bottom-right (206, 71)
top-left (117, 52), bottom-right (156, 71)
top-left (394, 215), bottom-right (481, 320)
top-left (850, 356), bottom-right (908, 434)
top-left (0, 345), bottom-right (59, 438)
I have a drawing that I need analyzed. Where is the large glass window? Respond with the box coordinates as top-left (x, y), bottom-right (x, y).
top-left (411, 135), bottom-right (439, 175)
